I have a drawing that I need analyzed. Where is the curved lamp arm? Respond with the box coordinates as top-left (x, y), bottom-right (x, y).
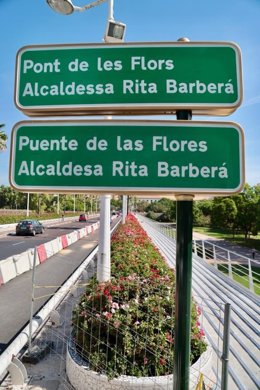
top-left (46, 0), bottom-right (108, 15)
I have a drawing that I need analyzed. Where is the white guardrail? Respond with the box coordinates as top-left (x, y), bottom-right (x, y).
top-left (0, 215), bottom-right (82, 233)
top-left (0, 215), bottom-right (120, 384)
top-left (0, 216), bottom-right (101, 287)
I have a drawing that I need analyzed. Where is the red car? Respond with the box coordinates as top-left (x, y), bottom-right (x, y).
top-left (79, 214), bottom-right (88, 222)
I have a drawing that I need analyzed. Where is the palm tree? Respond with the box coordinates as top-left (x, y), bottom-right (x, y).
top-left (0, 124), bottom-right (7, 151)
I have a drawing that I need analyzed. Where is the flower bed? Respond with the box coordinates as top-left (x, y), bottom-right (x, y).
top-left (71, 214), bottom-right (207, 379)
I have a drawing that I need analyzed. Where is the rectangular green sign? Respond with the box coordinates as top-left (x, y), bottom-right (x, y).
top-left (15, 42), bottom-right (243, 116)
top-left (10, 120), bottom-right (244, 195)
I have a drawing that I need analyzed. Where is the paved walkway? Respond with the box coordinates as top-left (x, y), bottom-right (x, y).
top-left (193, 231), bottom-right (260, 262)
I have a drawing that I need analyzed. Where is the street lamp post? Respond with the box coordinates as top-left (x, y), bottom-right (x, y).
top-left (46, 0), bottom-right (125, 42)
top-left (46, 0), bottom-right (108, 15)
top-left (46, 0), bottom-right (126, 283)
top-left (26, 193), bottom-right (30, 217)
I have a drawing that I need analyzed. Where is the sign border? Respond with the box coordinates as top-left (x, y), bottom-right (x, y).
top-left (14, 41), bottom-right (243, 117)
top-left (9, 119), bottom-right (245, 197)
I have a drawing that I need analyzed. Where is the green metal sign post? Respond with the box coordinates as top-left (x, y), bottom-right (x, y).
top-left (15, 42), bottom-right (242, 116)
top-left (9, 120), bottom-right (244, 195)
top-left (174, 196), bottom-right (193, 390)
top-left (173, 110), bottom-right (193, 390)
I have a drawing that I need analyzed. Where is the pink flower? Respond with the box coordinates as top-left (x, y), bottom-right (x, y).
top-left (114, 320), bottom-right (121, 328)
top-left (103, 311), bottom-right (112, 320)
top-left (112, 302), bottom-right (119, 310)
top-left (197, 306), bottom-right (202, 315)
top-left (165, 332), bottom-right (174, 343)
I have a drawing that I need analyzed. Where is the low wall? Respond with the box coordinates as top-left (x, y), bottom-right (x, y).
top-left (66, 338), bottom-right (213, 390)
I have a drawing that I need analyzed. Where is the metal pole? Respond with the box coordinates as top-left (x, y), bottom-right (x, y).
top-left (97, 194), bottom-right (111, 282)
top-left (221, 303), bottom-right (231, 390)
top-left (26, 193), bottom-right (30, 217)
top-left (108, 0), bottom-right (114, 20)
top-left (122, 195), bottom-right (128, 224)
top-left (173, 99), bottom-right (193, 390)
top-left (99, 0), bottom-right (113, 275)
top-left (28, 247), bottom-right (37, 353)
top-left (173, 194), bottom-right (193, 390)
top-left (248, 258), bottom-right (254, 292)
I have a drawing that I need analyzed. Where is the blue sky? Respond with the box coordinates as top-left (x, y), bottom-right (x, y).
top-left (0, 0), bottom-right (259, 188)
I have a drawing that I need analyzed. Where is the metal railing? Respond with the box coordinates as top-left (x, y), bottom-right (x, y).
top-left (154, 222), bottom-right (260, 295)
top-left (137, 215), bottom-right (260, 390)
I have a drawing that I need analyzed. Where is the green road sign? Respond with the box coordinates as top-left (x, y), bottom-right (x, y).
top-left (10, 120), bottom-right (245, 195)
top-left (15, 42), bottom-right (243, 116)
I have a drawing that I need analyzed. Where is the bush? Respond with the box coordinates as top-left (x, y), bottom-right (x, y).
top-left (72, 214), bottom-right (207, 379)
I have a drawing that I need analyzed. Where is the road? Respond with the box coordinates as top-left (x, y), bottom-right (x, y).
top-left (0, 217), bottom-right (103, 353)
top-left (0, 217), bottom-right (96, 261)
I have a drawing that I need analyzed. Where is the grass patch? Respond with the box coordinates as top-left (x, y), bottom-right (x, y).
top-left (217, 264), bottom-right (260, 295)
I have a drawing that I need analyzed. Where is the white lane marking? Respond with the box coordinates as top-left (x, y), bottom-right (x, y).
top-left (12, 241), bottom-right (25, 246)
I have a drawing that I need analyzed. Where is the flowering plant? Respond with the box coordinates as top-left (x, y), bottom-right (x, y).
top-left (72, 214), bottom-right (207, 379)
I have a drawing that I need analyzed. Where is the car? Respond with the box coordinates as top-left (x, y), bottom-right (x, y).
top-left (79, 213), bottom-right (88, 222)
top-left (16, 219), bottom-right (45, 236)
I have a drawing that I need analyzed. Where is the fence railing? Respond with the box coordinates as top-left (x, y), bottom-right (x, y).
top-left (156, 222), bottom-right (260, 295)
top-left (7, 258), bottom-right (221, 390)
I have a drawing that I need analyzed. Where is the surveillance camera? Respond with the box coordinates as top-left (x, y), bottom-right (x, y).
top-left (104, 19), bottom-right (126, 43)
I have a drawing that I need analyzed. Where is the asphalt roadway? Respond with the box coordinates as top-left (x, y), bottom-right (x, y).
top-left (0, 226), bottom-right (99, 353)
top-left (0, 218), bottom-right (94, 261)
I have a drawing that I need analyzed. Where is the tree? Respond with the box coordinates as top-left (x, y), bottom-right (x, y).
top-left (193, 199), bottom-right (213, 226)
top-left (0, 124), bottom-right (7, 151)
top-left (145, 198), bottom-right (176, 222)
top-left (0, 185), bottom-right (19, 209)
top-left (231, 184), bottom-right (259, 239)
top-left (211, 197), bottom-right (237, 232)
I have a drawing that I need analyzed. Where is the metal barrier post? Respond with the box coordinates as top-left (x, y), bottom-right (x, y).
top-left (221, 303), bottom-right (231, 390)
top-left (28, 247), bottom-right (37, 353)
top-left (202, 241), bottom-right (206, 260)
top-left (227, 251), bottom-right (233, 279)
top-left (213, 244), bottom-right (218, 268)
top-left (248, 258), bottom-right (254, 292)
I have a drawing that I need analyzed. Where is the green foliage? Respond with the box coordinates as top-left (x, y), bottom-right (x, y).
top-left (111, 198), bottom-right (122, 210)
top-left (0, 212), bottom-right (76, 225)
top-left (144, 198), bottom-right (176, 222)
top-left (0, 124), bottom-right (7, 151)
top-left (143, 184), bottom-right (260, 240)
top-left (0, 186), bottom-right (100, 216)
top-left (72, 214), bottom-right (207, 379)
top-left (211, 197), bottom-right (237, 231)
